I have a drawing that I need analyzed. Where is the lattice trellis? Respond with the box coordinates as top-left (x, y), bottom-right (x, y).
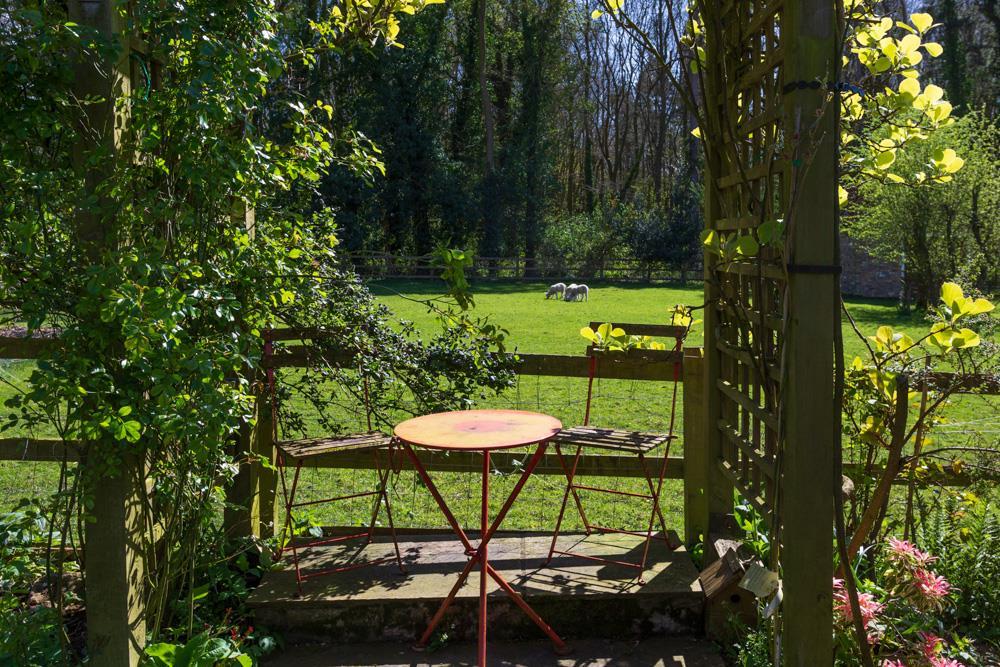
top-left (702, 0), bottom-right (789, 520)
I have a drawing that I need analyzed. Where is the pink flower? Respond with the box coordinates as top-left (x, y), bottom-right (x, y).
top-left (914, 569), bottom-right (951, 601)
top-left (920, 632), bottom-right (943, 659)
top-left (929, 658), bottom-right (965, 667)
top-left (881, 661), bottom-right (906, 667)
top-left (832, 578), bottom-right (883, 643)
top-left (888, 538), bottom-right (936, 566)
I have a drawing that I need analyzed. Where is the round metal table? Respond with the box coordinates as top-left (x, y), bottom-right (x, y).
top-left (394, 409), bottom-right (569, 665)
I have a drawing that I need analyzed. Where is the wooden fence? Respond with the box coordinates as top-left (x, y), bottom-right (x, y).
top-left (347, 252), bottom-right (702, 283)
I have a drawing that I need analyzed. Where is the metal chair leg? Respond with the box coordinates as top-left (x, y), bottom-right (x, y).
top-left (374, 446), bottom-right (406, 573)
top-left (547, 444), bottom-right (587, 564)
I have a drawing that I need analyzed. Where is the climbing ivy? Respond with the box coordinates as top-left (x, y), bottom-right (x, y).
top-left (0, 0), bottom-right (514, 654)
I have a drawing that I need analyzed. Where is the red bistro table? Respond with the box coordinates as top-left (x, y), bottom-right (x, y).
top-left (394, 409), bottom-right (569, 665)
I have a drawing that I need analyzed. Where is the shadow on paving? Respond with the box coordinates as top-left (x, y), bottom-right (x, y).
top-left (263, 637), bottom-right (725, 667)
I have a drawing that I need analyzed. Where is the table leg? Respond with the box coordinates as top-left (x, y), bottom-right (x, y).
top-left (485, 563), bottom-right (569, 654)
top-left (403, 444), bottom-right (477, 553)
top-left (479, 451), bottom-right (489, 667)
top-left (416, 555), bottom-right (478, 648)
top-left (406, 442), bottom-right (567, 659)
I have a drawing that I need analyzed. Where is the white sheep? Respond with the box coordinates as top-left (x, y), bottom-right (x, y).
top-left (575, 284), bottom-right (589, 301)
top-left (563, 284), bottom-right (579, 301)
top-left (545, 282), bottom-right (566, 300)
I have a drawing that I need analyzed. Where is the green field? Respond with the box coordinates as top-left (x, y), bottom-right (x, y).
top-left (1, 279), bottom-right (996, 540)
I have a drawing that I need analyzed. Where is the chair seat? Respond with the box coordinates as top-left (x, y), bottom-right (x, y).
top-left (552, 426), bottom-right (674, 454)
top-left (277, 431), bottom-right (393, 461)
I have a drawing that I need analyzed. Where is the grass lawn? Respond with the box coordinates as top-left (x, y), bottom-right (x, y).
top-left (1, 279), bottom-right (995, 542)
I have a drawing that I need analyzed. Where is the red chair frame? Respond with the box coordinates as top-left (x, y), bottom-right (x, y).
top-left (546, 323), bottom-right (685, 583)
top-left (264, 330), bottom-right (405, 595)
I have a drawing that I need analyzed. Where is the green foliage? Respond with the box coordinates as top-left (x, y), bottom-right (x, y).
top-left (846, 112), bottom-right (1000, 304)
top-left (916, 497), bottom-right (1000, 639)
top-left (733, 490), bottom-right (770, 563)
top-left (0, 501), bottom-right (68, 666)
top-left (839, 8), bottom-right (962, 189)
top-left (733, 623), bottom-right (773, 667)
top-left (537, 209), bottom-right (627, 277)
top-left (0, 500), bottom-right (50, 591)
top-left (144, 632), bottom-right (251, 667)
top-left (579, 306), bottom-right (696, 352)
top-left (580, 323), bottom-right (659, 351)
top-left (844, 283), bottom-right (994, 464)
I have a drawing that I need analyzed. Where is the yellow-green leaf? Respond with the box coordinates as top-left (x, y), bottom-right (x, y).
top-left (923, 42), bottom-right (943, 57)
top-left (875, 149), bottom-right (896, 169)
top-left (900, 33), bottom-right (921, 54)
top-left (953, 329), bottom-right (981, 348)
top-left (965, 298), bottom-right (995, 316)
top-left (923, 84), bottom-right (944, 102)
top-left (910, 12), bottom-right (934, 34)
top-left (941, 282), bottom-right (964, 310)
top-left (899, 77), bottom-right (921, 97)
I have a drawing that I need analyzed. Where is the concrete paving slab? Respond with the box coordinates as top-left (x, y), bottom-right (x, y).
top-left (249, 532), bottom-right (705, 644)
top-left (250, 532), bottom-right (700, 606)
top-left (262, 636), bottom-right (725, 667)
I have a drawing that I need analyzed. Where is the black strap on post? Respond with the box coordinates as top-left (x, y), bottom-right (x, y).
top-left (782, 80), bottom-right (864, 96)
top-left (785, 263), bottom-right (843, 275)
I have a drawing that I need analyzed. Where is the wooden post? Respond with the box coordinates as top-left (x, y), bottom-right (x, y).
top-left (68, 0), bottom-right (147, 663)
top-left (781, 0), bottom-right (838, 662)
top-left (223, 198), bottom-right (275, 540)
top-left (83, 456), bottom-right (147, 666)
top-left (253, 396), bottom-right (277, 538)
top-left (682, 348), bottom-right (708, 546)
top-left (223, 396), bottom-right (276, 540)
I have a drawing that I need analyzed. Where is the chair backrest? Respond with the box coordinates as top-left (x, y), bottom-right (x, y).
top-left (262, 328), bottom-right (375, 433)
top-left (582, 322), bottom-right (688, 427)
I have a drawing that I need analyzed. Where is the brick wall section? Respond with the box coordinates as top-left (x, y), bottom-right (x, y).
top-left (839, 234), bottom-right (900, 299)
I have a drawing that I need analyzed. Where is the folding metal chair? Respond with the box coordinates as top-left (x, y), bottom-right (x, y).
top-left (546, 322), bottom-right (685, 583)
top-left (264, 330), bottom-right (405, 595)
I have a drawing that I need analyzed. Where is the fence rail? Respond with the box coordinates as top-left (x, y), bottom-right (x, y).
top-left (347, 252), bottom-right (702, 283)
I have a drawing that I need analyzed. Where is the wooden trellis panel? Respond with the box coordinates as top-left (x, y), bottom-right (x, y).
top-left (703, 0), bottom-right (787, 520)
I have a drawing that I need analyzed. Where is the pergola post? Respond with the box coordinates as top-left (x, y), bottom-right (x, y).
top-left (699, 0), bottom-right (838, 661)
top-left (69, 0), bottom-right (147, 664)
top-left (223, 200), bottom-right (276, 540)
top-left (781, 0), bottom-right (838, 662)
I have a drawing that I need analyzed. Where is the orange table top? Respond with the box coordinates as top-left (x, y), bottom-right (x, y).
top-left (394, 409), bottom-right (562, 451)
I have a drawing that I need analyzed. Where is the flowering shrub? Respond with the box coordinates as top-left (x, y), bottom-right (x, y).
top-left (835, 539), bottom-right (979, 666)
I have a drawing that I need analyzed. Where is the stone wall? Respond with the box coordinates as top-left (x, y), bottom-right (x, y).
top-left (840, 234), bottom-right (900, 299)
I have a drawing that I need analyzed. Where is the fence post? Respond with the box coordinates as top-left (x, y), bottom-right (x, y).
top-left (83, 455), bottom-right (147, 666)
top-left (254, 396), bottom-right (277, 538)
top-left (68, 0), bottom-right (148, 662)
top-left (683, 347), bottom-right (708, 546)
top-left (225, 392), bottom-right (275, 540)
